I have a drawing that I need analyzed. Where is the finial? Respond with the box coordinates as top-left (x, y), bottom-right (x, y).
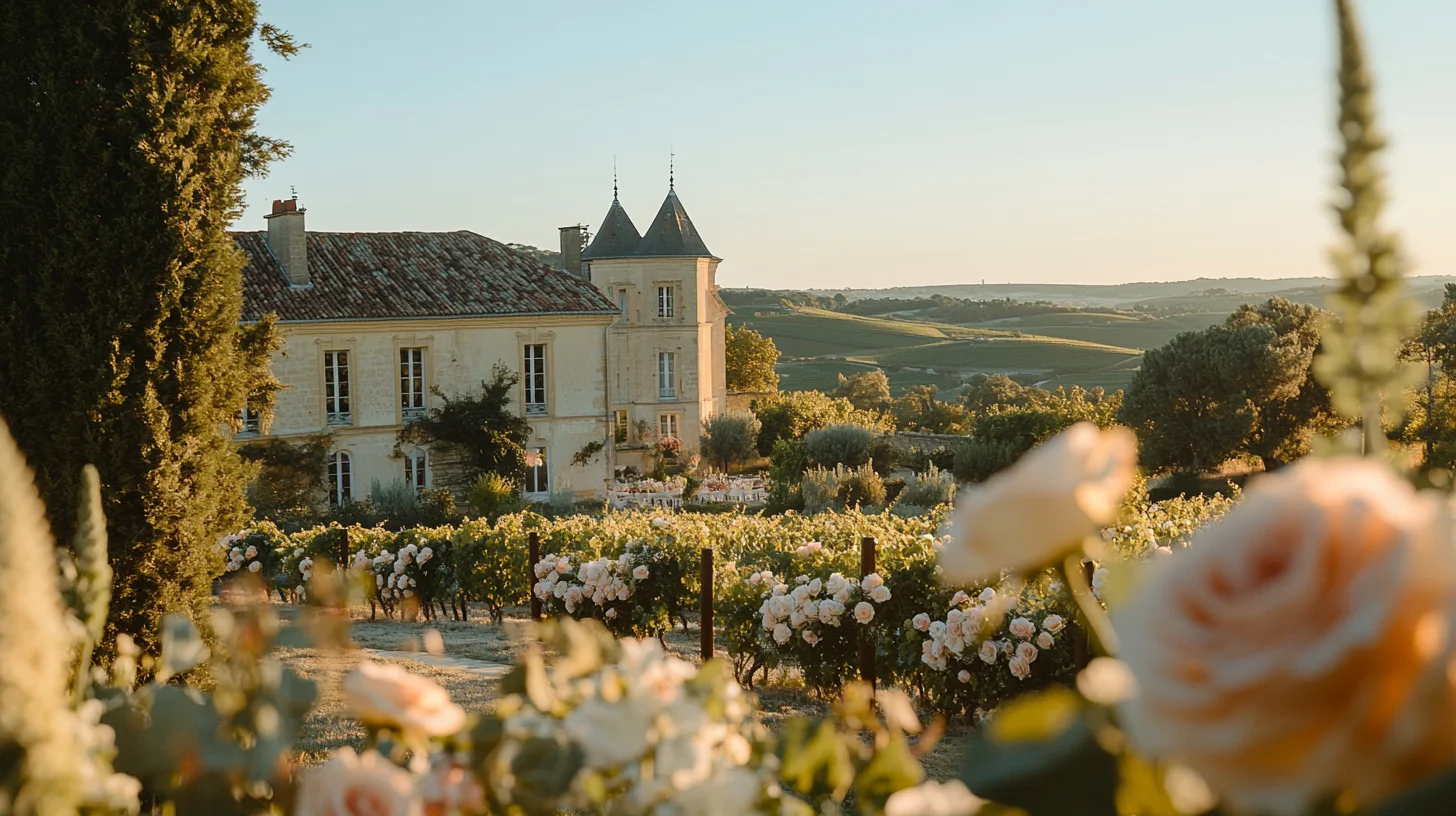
top-left (289, 184), bottom-right (297, 199)
top-left (669, 145), bottom-right (674, 191)
top-left (613, 155), bottom-right (619, 201)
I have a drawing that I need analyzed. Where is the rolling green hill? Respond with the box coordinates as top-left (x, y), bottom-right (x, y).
top-left (962, 311), bottom-right (1224, 350)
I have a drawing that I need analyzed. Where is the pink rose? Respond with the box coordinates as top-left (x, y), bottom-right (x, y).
top-left (1007, 656), bottom-right (1031, 681)
top-left (1041, 614), bottom-right (1065, 634)
top-left (1036, 631), bottom-right (1055, 650)
top-left (957, 670), bottom-right (971, 684)
top-left (853, 601), bottom-right (875, 625)
top-left (295, 748), bottom-right (418, 816)
top-left (978, 640), bottom-right (998, 665)
top-left (632, 565), bottom-right (650, 580)
top-left (1008, 617), bottom-right (1036, 640)
top-left (1116, 459), bottom-right (1456, 815)
top-left (342, 663), bottom-right (466, 737)
top-left (912, 613), bottom-right (931, 632)
top-left (1015, 641), bottom-right (1039, 664)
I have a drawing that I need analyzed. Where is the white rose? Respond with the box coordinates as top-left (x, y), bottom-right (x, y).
top-left (342, 663), bottom-right (466, 737)
top-left (939, 422), bottom-right (1137, 582)
top-left (402, 589), bottom-right (414, 598)
top-left (1008, 617), bottom-right (1036, 640)
top-left (592, 590), bottom-right (605, 606)
top-left (861, 573), bottom-right (884, 592)
top-left (834, 587), bottom-right (851, 604)
top-left (949, 590), bottom-right (969, 607)
top-left (853, 602), bottom-right (875, 625)
top-left (818, 600), bottom-right (845, 626)
top-left (884, 780), bottom-right (984, 816)
top-left (870, 584), bottom-right (891, 603)
top-left (913, 613), bottom-right (931, 632)
top-left (1007, 656), bottom-right (1031, 681)
top-left (928, 620), bottom-right (948, 638)
top-left (826, 573), bottom-right (847, 594)
top-left (957, 670), bottom-right (971, 684)
top-left (652, 517), bottom-right (671, 529)
top-left (945, 635), bottom-right (965, 654)
top-left (606, 608), bottom-right (618, 619)
top-left (802, 630), bottom-right (820, 646)
top-left (773, 623), bottom-right (791, 645)
top-left (978, 587), bottom-right (996, 603)
top-left (563, 698), bottom-right (653, 767)
top-left (748, 572), bottom-right (764, 586)
top-left (802, 600), bottom-right (820, 619)
top-left (789, 609), bottom-right (807, 628)
top-left (296, 748), bottom-right (418, 816)
top-left (244, 545), bottom-right (258, 559)
top-left (248, 561), bottom-right (262, 573)
top-left (978, 640), bottom-right (998, 665)
top-left (1037, 631), bottom-right (1055, 650)
top-left (808, 577), bottom-right (823, 596)
top-left (375, 575), bottom-right (383, 588)
top-left (1015, 641), bottom-right (1039, 664)
top-left (1041, 614), bottom-right (1065, 633)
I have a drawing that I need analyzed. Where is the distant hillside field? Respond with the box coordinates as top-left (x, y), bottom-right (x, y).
top-left (963, 311), bottom-right (1224, 350)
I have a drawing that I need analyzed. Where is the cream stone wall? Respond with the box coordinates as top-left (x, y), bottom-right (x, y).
top-left (240, 314), bottom-right (613, 502)
top-left (588, 256), bottom-right (728, 473)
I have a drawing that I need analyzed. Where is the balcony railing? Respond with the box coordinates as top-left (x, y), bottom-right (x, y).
top-left (525, 403), bottom-right (548, 417)
top-left (402, 406), bottom-right (426, 421)
top-left (326, 411), bottom-right (353, 427)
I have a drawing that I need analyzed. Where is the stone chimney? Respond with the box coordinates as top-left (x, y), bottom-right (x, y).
top-left (265, 197), bottom-right (308, 286)
top-left (558, 225), bottom-right (584, 278)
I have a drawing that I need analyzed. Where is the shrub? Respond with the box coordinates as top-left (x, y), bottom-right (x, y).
top-left (468, 472), bottom-right (525, 519)
top-left (752, 390), bottom-right (892, 456)
top-left (701, 412), bottom-right (762, 473)
top-left (952, 438), bottom-right (1021, 484)
top-left (801, 467), bottom-right (841, 515)
top-left (899, 464), bottom-right (956, 507)
top-left (837, 464), bottom-right (886, 509)
top-left (766, 438), bottom-right (809, 514)
top-left (370, 478), bottom-right (420, 521)
top-left (805, 425), bottom-right (875, 469)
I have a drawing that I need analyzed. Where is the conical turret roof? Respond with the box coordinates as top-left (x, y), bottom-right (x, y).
top-left (582, 197), bottom-right (642, 260)
top-left (636, 189), bottom-right (715, 258)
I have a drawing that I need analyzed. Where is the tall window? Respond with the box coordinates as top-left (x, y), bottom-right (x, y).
top-left (238, 402), bottom-right (260, 435)
top-left (658, 413), bottom-right (680, 440)
top-left (400, 348), bottom-right (425, 419)
top-left (616, 289), bottom-right (628, 314)
top-left (328, 451), bottom-right (352, 505)
top-left (525, 448), bottom-right (548, 495)
top-left (524, 344), bottom-right (547, 415)
top-left (657, 285), bottom-right (674, 318)
top-left (614, 409), bottom-right (629, 443)
top-left (324, 350), bottom-right (351, 425)
top-left (657, 351), bottom-right (676, 400)
top-left (404, 450), bottom-right (428, 492)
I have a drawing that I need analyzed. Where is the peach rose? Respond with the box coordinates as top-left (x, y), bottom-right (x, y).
top-left (939, 423), bottom-right (1137, 583)
top-left (296, 748), bottom-right (419, 816)
top-left (1007, 617), bottom-right (1036, 640)
top-left (1115, 458), bottom-right (1456, 815)
top-left (1007, 656), bottom-right (1031, 680)
top-left (342, 663), bottom-right (467, 737)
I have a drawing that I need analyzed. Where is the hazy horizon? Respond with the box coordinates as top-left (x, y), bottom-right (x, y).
top-left (238, 1), bottom-right (1456, 290)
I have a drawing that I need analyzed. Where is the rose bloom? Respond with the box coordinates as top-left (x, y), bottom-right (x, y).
top-left (342, 663), bottom-right (467, 737)
top-left (1042, 614), bottom-right (1065, 634)
top-left (1036, 631), bottom-right (1055, 650)
top-left (957, 670), bottom-right (971, 684)
top-left (853, 601), bottom-right (875, 625)
top-left (1007, 656), bottom-right (1031, 681)
top-left (1015, 641), bottom-right (1039, 665)
top-left (949, 590), bottom-right (970, 608)
top-left (978, 640), bottom-right (998, 665)
top-left (773, 623), bottom-right (792, 645)
top-left (632, 565), bottom-right (650, 580)
top-left (1116, 458), bottom-right (1456, 816)
top-left (939, 422), bottom-right (1137, 583)
top-left (978, 587), bottom-right (996, 603)
top-left (296, 748), bottom-right (419, 816)
top-left (818, 599), bottom-right (845, 625)
top-left (861, 573), bottom-right (885, 592)
top-left (870, 585), bottom-right (891, 603)
top-left (912, 613), bottom-right (931, 632)
top-left (606, 608), bottom-right (617, 619)
top-left (802, 630), bottom-right (820, 646)
top-left (1008, 617), bottom-right (1036, 640)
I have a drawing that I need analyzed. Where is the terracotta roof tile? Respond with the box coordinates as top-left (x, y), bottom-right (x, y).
top-left (233, 230), bottom-right (620, 322)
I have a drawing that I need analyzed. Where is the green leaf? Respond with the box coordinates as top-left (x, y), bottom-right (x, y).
top-left (777, 718), bottom-right (855, 801)
top-left (855, 732), bottom-right (925, 816)
top-left (510, 735), bottom-right (584, 814)
top-left (960, 691), bottom-right (1118, 816)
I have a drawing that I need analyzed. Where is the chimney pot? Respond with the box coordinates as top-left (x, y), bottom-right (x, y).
top-left (271, 199), bottom-right (286, 214)
top-left (559, 225), bottom-right (585, 279)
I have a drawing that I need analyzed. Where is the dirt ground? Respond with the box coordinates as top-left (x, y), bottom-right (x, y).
top-left (279, 602), bottom-right (969, 777)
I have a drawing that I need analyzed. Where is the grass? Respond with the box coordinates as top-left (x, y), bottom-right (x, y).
top-left (731, 308), bottom-right (949, 358)
top-left (874, 337), bottom-right (1141, 375)
top-left (775, 359), bottom-right (963, 395)
top-left (962, 311), bottom-right (1226, 350)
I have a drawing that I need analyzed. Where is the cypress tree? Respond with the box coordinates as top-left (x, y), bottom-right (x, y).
top-left (0, 3), bottom-right (296, 655)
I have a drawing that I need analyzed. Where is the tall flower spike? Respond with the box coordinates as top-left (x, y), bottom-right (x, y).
top-left (1313, 0), bottom-right (1422, 454)
top-left (71, 465), bottom-right (111, 680)
top-left (0, 418), bottom-right (81, 815)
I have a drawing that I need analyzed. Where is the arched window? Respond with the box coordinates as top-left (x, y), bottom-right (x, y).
top-left (404, 449), bottom-right (429, 493)
top-left (328, 451), bottom-right (352, 505)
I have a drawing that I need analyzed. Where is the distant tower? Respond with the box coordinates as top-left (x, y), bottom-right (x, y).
top-left (582, 172), bottom-right (728, 473)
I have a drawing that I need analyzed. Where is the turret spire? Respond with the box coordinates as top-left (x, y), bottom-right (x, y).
top-left (669, 146), bottom-right (674, 191)
top-left (613, 155), bottom-right (619, 201)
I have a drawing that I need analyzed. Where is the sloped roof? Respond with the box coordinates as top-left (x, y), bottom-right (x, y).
top-left (582, 197), bottom-right (642, 260)
top-left (233, 231), bottom-right (620, 322)
top-left (636, 190), bottom-right (716, 258)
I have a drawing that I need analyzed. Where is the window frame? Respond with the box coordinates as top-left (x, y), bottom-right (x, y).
top-left (404, 449), bottom-right (429, 493)
top-left (525, 447), bottom-right (549, 496)
top-left (238, 402), bottom-right (261, 435)
top-left (657, 351), bottom-right (676, 400)
top-left (399, 347), bottom-right (426, 420)
top-left (614, 409), bottom-right (629, 443)
top-left (523, 343), bottom-right (548, 416)
top-left (323, 350), bottom-right (352, 426)
top-left (656, 285), bottom-right (675, 319)
top-left (328, 451), bottom-right (353, 505)
top-left (657, 413), bottom-right (680, 441)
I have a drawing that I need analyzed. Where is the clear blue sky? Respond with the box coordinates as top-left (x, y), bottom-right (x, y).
top-left (239, 1), bottom-right (1456, 290)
